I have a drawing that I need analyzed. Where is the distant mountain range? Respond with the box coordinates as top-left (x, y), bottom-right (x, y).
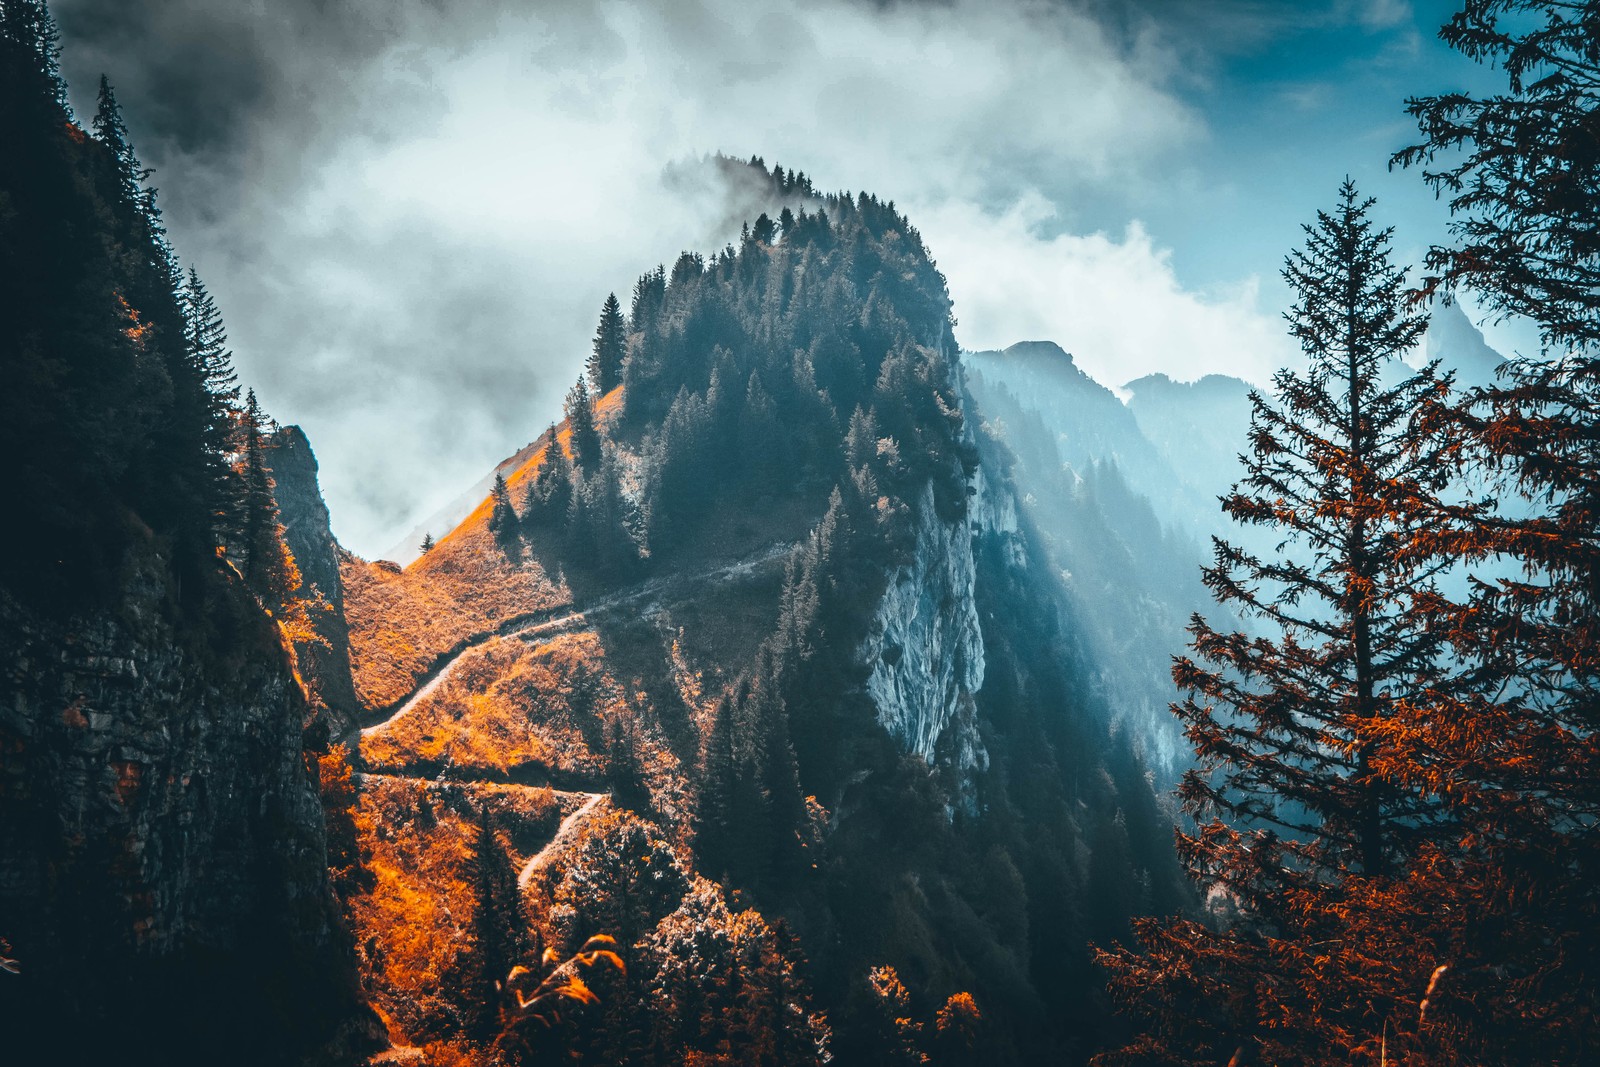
top-left (960, 303), bottom-right (1506, 776)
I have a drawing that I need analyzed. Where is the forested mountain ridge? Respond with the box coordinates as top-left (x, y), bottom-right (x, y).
top-left (332, 158), bottom-right (1186, 1064)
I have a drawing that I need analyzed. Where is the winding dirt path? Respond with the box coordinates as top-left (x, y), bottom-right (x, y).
top-left (518, 792), bottom-right (606, 889)
top-left (354, 771), bottom-right (607, 888)
top-left (358, 540), bottom-right (794, 738)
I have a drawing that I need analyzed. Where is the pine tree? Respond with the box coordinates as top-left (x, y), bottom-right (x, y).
top-left (488, 471), bottom-right (521, 558)
top-left (629, 265), bottom-right (666, 334)
top-left (420, 532), bottom-right (434, 554)
top-left (471, 807), bottom-right (528, 1040)
top-left (1395, 0), bottom-right (1600, 349)
top-left (565, 376), bottom-right (602, 472)
top-left (1095, 184), bottom-right (1457, 1066)
top-left (90, 75), bottom-right (166, 254)
top-left (92, 77), bottom-right (138, 208)
top-left (844, 405), bottom-right (878, 470)
top-left (643, 386), bottom-right (713, 552)
top-left (569, 450), bottom-right (637, 577)
top-left (698, 693), bottom-right (740, 880)
top-left (1386, 7), bottom-right (1600, 1059)
top-left (0, 0), bottom-right (66, 107)
top-left (181, 267), bottom-right (241, 538)
top-left (238, 390), bottom-right (280, 588)
top-left (738, 370), bottom-right (782, 491)
top-left (522, 424), bottom-right (573, 534)
top-left (587, 293), bottom-right (626, 395)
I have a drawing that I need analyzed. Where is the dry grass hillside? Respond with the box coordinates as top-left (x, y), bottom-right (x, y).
top-left (341, 389), bottom-right (625, 712)
top-left (361, 632), bottom-right (626, 785)
top-left (350, 775), bottom-right (566, 1056)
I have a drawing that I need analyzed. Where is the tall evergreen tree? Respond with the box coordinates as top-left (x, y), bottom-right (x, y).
top-left (1396, 0), bottom-right (1600, 349)
top-left (643, 386), bottom-right (713, 552)
top-left (91, 77), bottom-right (142, 211)
top-left (238, 390), bottom-right (272, 576)
top-left (90, 74), bottom-right (170, 263)
top-left (1096, 185), bottom-right (1456, 1067)
top-left (588, 293), bottom-right (626, 395)
top-left (0, 0), bottom-right (65, 106)
top-left (629, 265), bottom-right (666, 335)
top-left (697, 693), bottom-right (740, 881)
top-left (569, 450), bottom-right (637, 577)
top-left (181, 267), bottom-right (241, 537)
top-left (488, 471), bottom-right (521, 558)
top-left (235, 389), bottom-right (298, 605)
top-left (471, 807), bottom-right (528, 1040)
top-left (1387, 5), bottom-right (1600, 1060)
top-left (566, 376), bottom-right (603, 472)
top-left (523, 424), bottom-right (574, 534)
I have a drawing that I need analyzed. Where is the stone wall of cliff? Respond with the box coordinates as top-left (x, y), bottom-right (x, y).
top-left (265, 424), bottom-right (362, 741)
top-left (0, 532), bottom-right (379, 1063)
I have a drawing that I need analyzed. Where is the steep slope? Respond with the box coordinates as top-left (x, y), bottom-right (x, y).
top-left (964, 350), bottom-right (1219, 777)
top-left (0, 538), bottom-right (378, 1062)
top-left (966, 342), bottom-right (1207, 523)
top-left (265, 424), bottom-right (363, 739)
top-left (338, 390), bottom-right (636, 718)
top-left (339, 160), bottom-right (1183, 1065)
top-left (1123, 371), bottom-right (1254, 522)
top-left (0, 30), bottom-right (377, 1062)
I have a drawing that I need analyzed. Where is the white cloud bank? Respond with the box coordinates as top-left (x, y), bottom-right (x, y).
top-left (926, 195), bottom-right (1296, 385)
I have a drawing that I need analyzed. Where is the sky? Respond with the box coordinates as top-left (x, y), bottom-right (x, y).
top-left (50, 0), bottom-right (1535, 557)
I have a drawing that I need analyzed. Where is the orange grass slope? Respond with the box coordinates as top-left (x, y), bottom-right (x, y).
top-left (348, 775), bottom-right (565, 1056)
top-left (360, 631), bottom-right (623, 785)
top-left (340, 387), bottom-right (624, 712)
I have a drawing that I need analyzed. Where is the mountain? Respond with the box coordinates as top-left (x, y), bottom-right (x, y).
top-left (0, 25), bottom-right (378, 1062)
top-left (1, 16), bottom-right (1191, 1058)
top-left (968, 342), bottom-right (1198, 518)
top-left (959, 312), bottom-right (1509, 779)
top-left (964, 346), bottom-right (1226, 777)
top-left (332, 164), bottom-right (1185, 1065)
top-left (1123, 371), bottom-right (1255, 523)
top-left (1412, 299), bottom-right (1508, 389)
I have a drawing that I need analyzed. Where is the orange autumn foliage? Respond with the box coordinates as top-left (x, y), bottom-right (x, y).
top-left (361, 632), bottom-right (622, 782)
top-left (341, 388), bottom-right (627, 712)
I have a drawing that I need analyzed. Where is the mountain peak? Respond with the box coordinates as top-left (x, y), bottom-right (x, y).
top-left (1002, 339), bottom-right (1076, 364)
top-left (1123, 371), bottom-right (1253, 398)
top-left (1415, 301), bottom-right (1506, 390)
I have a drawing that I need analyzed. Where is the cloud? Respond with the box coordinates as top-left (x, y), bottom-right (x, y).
top-left (927, 195), bottom-right (1296, 386)
top-left (51, 0), bottom-right (1276, 555)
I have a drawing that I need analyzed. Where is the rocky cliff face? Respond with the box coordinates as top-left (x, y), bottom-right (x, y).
top-left (0, 537), bottom-right (378, 1062)
top-left (971, 460), bottom-right (1027, 568)
top-left (265, 424), bottom-right (362, 740)
top-left (860, 481), bottom-right (989, 806)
